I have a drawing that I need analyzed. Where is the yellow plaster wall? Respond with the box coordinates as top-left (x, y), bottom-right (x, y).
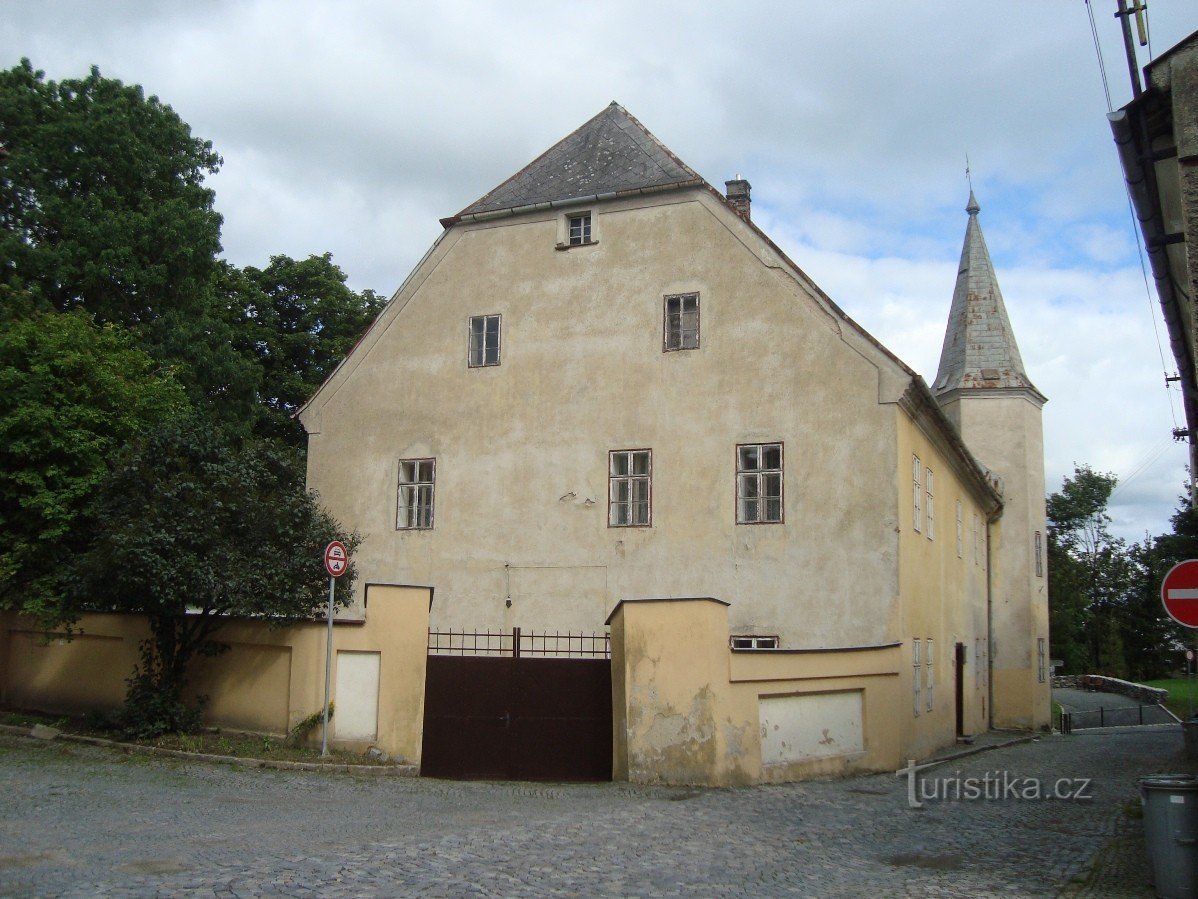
top-left (939, 393), bottom-right (1051, 730)
top-left (894, 408), bottom-right (995, 758)
top-left (0, 583), bottom-right (431, 762)
top-left (610, 597), bottom-right (907, 786)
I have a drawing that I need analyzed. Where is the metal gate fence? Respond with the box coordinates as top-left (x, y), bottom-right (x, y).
top-left (421, 628), bottom-right (612, 781)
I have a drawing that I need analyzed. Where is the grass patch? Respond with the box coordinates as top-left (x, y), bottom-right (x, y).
top-left (1052, 700), bottom-right (1063, 731)
top-left (1, 707), bottom-right (388, 766)
top-left (1143, 678), bottom-right (1198, 720)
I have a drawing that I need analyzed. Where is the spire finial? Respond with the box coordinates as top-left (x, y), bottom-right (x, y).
top-left (965, 155), bottom-right (979, 214)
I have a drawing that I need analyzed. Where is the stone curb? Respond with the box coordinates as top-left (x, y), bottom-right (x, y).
top-left (0, 723), bottom-right (418, 776)
top-left (897, 734), bottom-right (1038, 776)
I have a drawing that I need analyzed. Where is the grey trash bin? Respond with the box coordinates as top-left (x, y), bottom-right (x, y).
top-left (1141, 775), bottom-right (1198, 899)
top-left (1184, 720), bottom-right (1198, 760)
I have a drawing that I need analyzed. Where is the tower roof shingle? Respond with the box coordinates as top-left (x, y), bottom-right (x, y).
top-left (933, 193), bottom-right (1044, 401)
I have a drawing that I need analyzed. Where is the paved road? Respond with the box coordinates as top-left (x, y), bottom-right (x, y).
top-left (0, 728), bottom-right (1191, 897)
top-left (1054, 687), bottom-right (1176, 727)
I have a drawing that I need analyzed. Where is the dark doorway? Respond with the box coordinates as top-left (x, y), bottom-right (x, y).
top-left (955, 642), bottom-right (966, 737)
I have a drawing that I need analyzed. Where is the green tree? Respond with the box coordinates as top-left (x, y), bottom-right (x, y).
top-left (223, 254), bottom-right (384, 441)
top-left (0, 310), bottom-right (188, 619)
top-left (0, 59), bottom-right (261, 428)
top-left (0, 58), bottom-right (221, 323)
top-left (1126, 491), bottom-right (1198, 678)
top-left (1046, 464), bottom-right (1138, 674)
top-left (64, 415), bottom-right (357, 735)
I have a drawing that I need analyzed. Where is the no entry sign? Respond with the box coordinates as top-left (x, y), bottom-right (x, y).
top-left (324, 541), bottom-right (348, 578)
top-left (1161, 560), bottom-right (1198, 628)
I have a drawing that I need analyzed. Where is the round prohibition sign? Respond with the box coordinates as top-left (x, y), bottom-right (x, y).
top-left (324, 541), bottom-right (349, 578)
top-left (1161, 559), bottom-right (1198, 628)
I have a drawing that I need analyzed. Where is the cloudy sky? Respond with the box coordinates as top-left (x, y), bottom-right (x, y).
top-left (4, 1), bottom-right (1196, 541)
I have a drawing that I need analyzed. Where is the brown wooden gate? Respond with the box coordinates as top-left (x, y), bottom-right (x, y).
top-left (420, 629), bottom-right (612, 781)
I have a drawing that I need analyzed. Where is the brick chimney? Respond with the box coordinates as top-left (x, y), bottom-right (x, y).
top-left (725, 177), bottom-right (751, 221)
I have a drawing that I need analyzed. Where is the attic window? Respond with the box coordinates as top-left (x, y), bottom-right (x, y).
top-left (730, 635), bottom-right (779, 650)
top-left (569, 212), bottom-right (592, 245)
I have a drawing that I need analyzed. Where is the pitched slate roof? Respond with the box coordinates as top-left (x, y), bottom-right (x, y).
top-left (442, 102), bottom-right (703, 225)
top-left (932, 192), bottom-right (1044, 401)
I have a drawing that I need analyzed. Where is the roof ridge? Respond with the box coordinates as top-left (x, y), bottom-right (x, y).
top-left (442, 102), bottom-right (701, 225)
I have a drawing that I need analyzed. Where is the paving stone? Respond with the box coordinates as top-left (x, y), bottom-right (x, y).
top-left (0, 728), bottom-right (1193, 896)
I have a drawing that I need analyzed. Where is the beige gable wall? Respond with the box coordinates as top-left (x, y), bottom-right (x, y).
top-left (303, 189), bottom-right (909, 648)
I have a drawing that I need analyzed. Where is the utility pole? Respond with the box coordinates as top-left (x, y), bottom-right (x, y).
top-left (1114, 0), bottom-right (1149, 99)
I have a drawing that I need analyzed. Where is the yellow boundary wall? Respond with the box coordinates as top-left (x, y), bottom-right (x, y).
top-left (0, 583), bottom-right (431, 765)
top-left (608, 598), bottom-right (903, 786)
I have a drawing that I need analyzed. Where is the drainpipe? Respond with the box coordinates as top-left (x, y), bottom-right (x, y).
top-left (985, 513), bottom-right (997, 730)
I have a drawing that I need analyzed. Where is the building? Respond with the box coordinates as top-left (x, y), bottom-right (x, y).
top-left (298, 103), bottom-right (1050, 783)
top-left (1110, 30), bottom-right (1198, 498)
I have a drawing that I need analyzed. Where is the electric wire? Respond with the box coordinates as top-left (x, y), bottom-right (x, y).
top-left (1109, 435), bottom-right (1174, 502)
top-left (1085, 0), bottom-right (1114, 113)
top-left (1084, 0), bottom-right (1180, 429)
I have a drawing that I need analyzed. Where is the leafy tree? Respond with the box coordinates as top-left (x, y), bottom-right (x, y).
top-left (1046, 464), bottom-right (1138, 674)
top-left (0, 58), bottom-right (221, 323)
top-left (1126, 492), bottom-right (1198, 678)
top-left (223, 254), bottom-right (384, 441)
top-left (0, 59), bottom-right (261, 428)
top-left (64, 415), bottom-right (358, 735)
top-left (0, 310), bottom-right (188, 619)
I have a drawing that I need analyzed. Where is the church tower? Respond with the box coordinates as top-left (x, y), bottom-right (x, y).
top-left (933, 191), bottom-right (1050, 730)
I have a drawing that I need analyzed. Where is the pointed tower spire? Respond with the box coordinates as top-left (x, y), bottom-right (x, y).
top-left (932, 193), bottom-right (1044, 402)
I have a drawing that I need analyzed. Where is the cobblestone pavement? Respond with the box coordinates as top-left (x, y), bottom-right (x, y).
top-left (0, 727), bottom-right (1192, 897)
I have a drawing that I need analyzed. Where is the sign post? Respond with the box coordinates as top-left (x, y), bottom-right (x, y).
top-left (321, 541), bottom-right (349, 757)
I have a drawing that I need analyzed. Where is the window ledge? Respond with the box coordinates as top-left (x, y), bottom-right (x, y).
top-left (555, 240), bottom-right (599, 251)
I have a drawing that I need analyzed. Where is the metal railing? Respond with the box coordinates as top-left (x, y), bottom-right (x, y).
top-left (1060, 704), bottom-right (1170, 733)
top-left (428, 627), bottom-right (610, 659)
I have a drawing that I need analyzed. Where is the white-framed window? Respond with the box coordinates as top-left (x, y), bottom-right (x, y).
top-left (912, 455), bottom-right (922, 533)
top-left (737, 443), bottom-right (783, 524)
top-left (926, 637), bottom-right (934, 711)
top-left (568, 212), bottom-right (592, 245)
top-left (1035, 531), bottom-right (1044, 577)
top-left (1037, 638), bottom-right (1047, 683)
top-left (468, 314), bottom-right (501, 367)
top-left (663, 292), bottom-right (699, 351)
top-left (397, 458), bottom-right (435, 530)
top-left (955, 500), bottom-right (963, 558)
top-left (609, 449), bottom-right (651, 527)
top-left (925, 469), bottom-right (934, 540)
top-left (913, 638), bottom-right (922, 716)
top-left (730, 635), bottom-right (780, 650)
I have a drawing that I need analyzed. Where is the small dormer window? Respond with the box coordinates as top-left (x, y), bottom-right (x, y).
top-left (568, 212), bottom-right (591, 245)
